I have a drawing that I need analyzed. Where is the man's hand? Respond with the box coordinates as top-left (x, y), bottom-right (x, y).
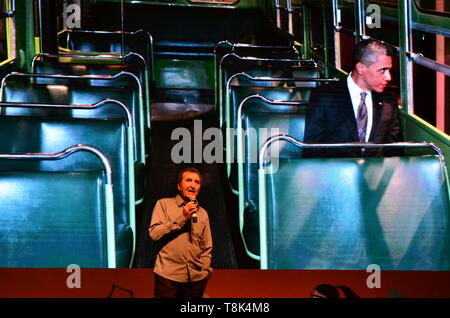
top-left (183, 201), bottom-right (198, 219)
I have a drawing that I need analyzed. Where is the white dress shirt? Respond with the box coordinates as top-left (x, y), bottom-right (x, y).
top-left (347, 73), bottom-right (373, 142)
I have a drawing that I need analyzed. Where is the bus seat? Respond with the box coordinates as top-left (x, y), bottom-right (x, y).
top-left (226, 85), bottom-right (307, 194)
top-left (32, 53), bottom-right (147, 87)
top-left (0, 73), bottom-right (147, 166)
top-left (58, 29), bottom-right (154, 80)
top-left (0, 145), bottom-right (115, 268)
top-left (218, 54), bottom-right (318, 127)
top-left (32, 53), bottom-right (151, 133)
top-left (0, 116), bottom-right (134, 268)
top-left (237, 97), bottom-right (308, 259)
top-left (261, 150), bottom-right (450, 270)
top-left (215, 41), bottom-right (301, 62)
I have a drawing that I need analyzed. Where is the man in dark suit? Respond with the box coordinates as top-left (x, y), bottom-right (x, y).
top-left (303, 39), bottom-right (402, 158)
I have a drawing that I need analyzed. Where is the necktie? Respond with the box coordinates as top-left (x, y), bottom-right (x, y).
top-left (357, 92), bottom-right (368, 142)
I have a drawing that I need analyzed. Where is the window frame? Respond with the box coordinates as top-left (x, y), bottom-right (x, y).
top-left (0, 0), bottom-right (15, 67)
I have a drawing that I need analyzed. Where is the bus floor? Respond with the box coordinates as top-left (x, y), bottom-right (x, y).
top-left (133, 109), bottom-right (259, 269)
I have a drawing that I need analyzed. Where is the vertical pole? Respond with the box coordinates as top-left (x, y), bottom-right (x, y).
top-left (436, 0), bottom-right (445, 131)
top-left (322, 2), bottom-right (330, 78)
top-left (355, 0), bottom-right (366, 42)
top-left (332, 0), bottom-right (342, 70)
top-left (37, 0), bottom-right (58, 54)
top-left (120, 0), bottom-right (125, 56)
top-left (398, 0), bottom-right (414, 114)
top-left (302, 5), bottom-right (310, 59)
top-left (275, 0), bottom-right (281, 29)
top-left (287, 0), bottom-right (294, 35)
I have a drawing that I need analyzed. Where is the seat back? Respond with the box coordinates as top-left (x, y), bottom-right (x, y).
top-left (58, 29), bottom-right (154, 76)
top-left (32, 53), bottom-right (151, 133)
top-left (259, 138), bottom-right (450, 270)
top-left (32, 53), bottom-right (146, 86)
top-left (236, 96), bottom-right (308, 259)
top-left (59, 29), bottom-right (155, 97)
top-left (0, 115), bottom-right (134, 268)
top-left (218, 54), bottom-right (318, 126)
top-left (0, 72), bottom-right (146, 164)
top-left (214, 41), bottom-right (301, 97)
top-left (0, 145), bottom-right (116, 268)
top-left (225, 84), bottom-right (310, 194)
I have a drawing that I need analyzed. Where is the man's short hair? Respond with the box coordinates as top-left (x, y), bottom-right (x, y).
top-left (177, 167), bottom-right (202, 185)
top-left (352, 39), bottom-right (392, 69)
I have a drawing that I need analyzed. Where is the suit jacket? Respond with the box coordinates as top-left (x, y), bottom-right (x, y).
top-left (303, 80), bottom-right (403, 158)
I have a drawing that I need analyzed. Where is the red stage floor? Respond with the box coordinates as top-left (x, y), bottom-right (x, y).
top-left (1, 269), bottom-right (450, 298)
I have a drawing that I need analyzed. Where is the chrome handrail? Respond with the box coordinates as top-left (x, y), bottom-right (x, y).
top-left (220, 52), bottom-right (317, 69)
top-left (31, 51), bottom-right (148, 70)
top-left (0, 98), bottom-right (133, 128)
top-left (227, 72), bottom-right (338, 93)
top-left (238, 94), bottom-right (308, 122)
top-left (0, 144), bottom-right (113, 184)
top-left (258, 134), bottom-right (445, 169)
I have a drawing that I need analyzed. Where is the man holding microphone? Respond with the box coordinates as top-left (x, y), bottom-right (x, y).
top-left (149, 167), bottom-right (213, 298)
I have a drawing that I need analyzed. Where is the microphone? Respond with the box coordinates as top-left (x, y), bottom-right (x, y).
top-left (188, 196), bottom-right (198, 223)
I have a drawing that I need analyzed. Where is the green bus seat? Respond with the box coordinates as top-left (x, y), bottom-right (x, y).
top-left (58, 29), bottom-right (154, 82)
top-left (215, 41), bottom-right (301, 64)
top-left (225, 76), bottom-right (338, 194)
top-left (31, 53), bottom-right (151, 132)
top-left (0, 98), bottom-right (144, 207)
top-left (0, 72), bottom-right (146, 166)
top-left (218, 53), bottom-right (318, 127)
top-left (214, 41), bottom-right (301, 99)
top-left (259, 137), bottom-right (450, 270)
top-left (0, 116), bottom-right (134, 268)
top-left (226, 85), bottom-right (308, 194)
top-left (236, 96), bottom-right (308, 259)
top-left (0, 145), bottom-right (116, 268)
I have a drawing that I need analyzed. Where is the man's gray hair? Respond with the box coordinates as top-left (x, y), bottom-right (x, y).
top-left (352, 39), bottom-right (391, 68)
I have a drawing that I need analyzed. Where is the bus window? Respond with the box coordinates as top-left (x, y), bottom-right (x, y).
top-left (339, 0), bottom-right (355, 31)
top-left (309, 4), bottom-right (324, 58)
top-left (0, 0), bottom-right (8, 62)
top-left (412, 29), bottom-right (450, 133)
top-left (335, 0), bottom-right (356, 72)
top-left (365, 9), bottom-right (399, 47)
top-left (368, 0), bottom-right (398, 6)
top-left (413, 30), bottom-right (450, 67)
top-left (338, 32), bottom-right (355, 73)
top-left (290, 0), bottom-right (303, 39)
top-left (414, 0), bottom-right (450, 14)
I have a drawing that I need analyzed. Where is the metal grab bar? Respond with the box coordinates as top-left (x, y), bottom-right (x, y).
top-left (0, 98), bottom-right (133, 128)
top-left (220, 53), bottom-right (317, 68)
top-left (215, 40), bottom-right (300, 52)
top-left (227, 72), bottom-right (339, 89)
top-left (409, 52), bottom-right (450, 77)
top-left (0, 71), bottom-right (146, 162)
top-left (2, 71), bottom-right (143, 93)
top-left (238, 95), bottom-right (309, 122)
top-left (61, 29), bottom-right (150, 36)
top-left (1, 71), bottom-right (143, 126)
top-left (32, 51), bottom-right (148, 69)
top-left (0, 144), bottom-right (113, 184)
top-left (259, 134), bottom-right (445, 169)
